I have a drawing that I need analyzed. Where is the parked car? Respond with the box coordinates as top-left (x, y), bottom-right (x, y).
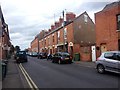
top-left (28, 52), bottom-right (38, 57)
top-left (38, 52), bottom-right (47, 59)
top-left (16, 51), bottom-right (28, 63)
top-left (52, 52), bottom-right (73, 64)
top-left (47, 54), bottom-right (53, 60)
top-left (96, 51), bottom-right (120, 74)
top-left (31, 52), bottom-right (38, 57)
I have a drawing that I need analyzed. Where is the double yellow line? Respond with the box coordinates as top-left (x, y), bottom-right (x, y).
top-left (19, 63), bottom-right (39, 90)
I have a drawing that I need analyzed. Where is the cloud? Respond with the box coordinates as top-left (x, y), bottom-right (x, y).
top-left (1, 0), bottom-right (118, 50)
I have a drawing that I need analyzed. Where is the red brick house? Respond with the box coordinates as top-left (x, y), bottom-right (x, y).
top-left (30, 11), bottom-right (96, 61)
top-left (31, 36), bottom-right (38, 52)
top-left (95, 1), bottom-right (120, 58)
top-left (0, 6), bottom-right (11, 60)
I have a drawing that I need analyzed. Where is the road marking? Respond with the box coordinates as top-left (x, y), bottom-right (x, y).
top-left (19, 63), bottom-right (39, 90)
top-left (19, 64), bottom-right (33, 89)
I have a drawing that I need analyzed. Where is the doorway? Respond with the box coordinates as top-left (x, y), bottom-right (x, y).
top-left (100, 44), bottom-right (107, 53)
top-left (118, 39), bottom-right (120, 51)
top-left (91, 46), bottom-right (96, 62)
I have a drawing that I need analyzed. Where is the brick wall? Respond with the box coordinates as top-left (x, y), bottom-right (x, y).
top-left (31, 38), bottom-right (38, 52)
top-left (95, 2), bottom-right (120, 58)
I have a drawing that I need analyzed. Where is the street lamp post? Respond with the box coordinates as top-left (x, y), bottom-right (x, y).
top-left (62, 10), bottom-right (66, 52)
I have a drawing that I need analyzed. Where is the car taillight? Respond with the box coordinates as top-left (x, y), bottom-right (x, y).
top-left (97, 58), bottom-right (100, 61)
top-left (70, 56), bottom-right (72, 59)
top-left (61, 57), bottom-right (63, 60)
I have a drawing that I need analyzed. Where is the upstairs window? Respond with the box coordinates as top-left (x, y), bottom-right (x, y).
top-left (45, 39), bottom-right (46, 45)
top-left (48, 37), bottom-right (50, 45)
top-left (84, 14), bottom-right (88, 23)
top-left (53, 35), bottom-right (54, 42)
top-left (64, 28), bottom-right (67, 39)
top-left (117, 14), bottom-right (120, 30)
top-left (58, 31), bottom-right (60, 41)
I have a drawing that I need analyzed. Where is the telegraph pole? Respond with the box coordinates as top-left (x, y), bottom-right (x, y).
top-left (62, 10), bottom-right (66, 52)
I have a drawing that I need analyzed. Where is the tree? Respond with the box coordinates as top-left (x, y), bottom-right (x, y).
top-left (14, 46), bottom-right (20, 52)
top-left (10, 45), bottom-right (14, 54)
top-left (24, 49), bottom-right (29, 52)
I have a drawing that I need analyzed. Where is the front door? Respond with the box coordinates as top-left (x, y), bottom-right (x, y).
top-left (91, 46), bottom-right (96, 62)
top-left (100, 44), bottom-right (107, 54)
top-left (118, 39), bottom-right (120, 51)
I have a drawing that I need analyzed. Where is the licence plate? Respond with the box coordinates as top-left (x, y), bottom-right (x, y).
top-left (65, 58), bottom-right (69, 60)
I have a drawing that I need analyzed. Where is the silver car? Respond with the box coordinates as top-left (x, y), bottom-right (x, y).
top-left (96, 51), bottom-right (120, 74)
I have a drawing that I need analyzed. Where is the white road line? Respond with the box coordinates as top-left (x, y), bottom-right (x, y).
top-left (19, 64), bottom-right (33, 89)
top-left (19, 63), bottom-right (39, 90)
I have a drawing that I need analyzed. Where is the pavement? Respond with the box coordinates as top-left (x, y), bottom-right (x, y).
top-left (73, 60), bottom-right (96, 68)
top-left (2, 57), bottom-right (95, 89)
top-left (2, 57), bottom-right (29, 89)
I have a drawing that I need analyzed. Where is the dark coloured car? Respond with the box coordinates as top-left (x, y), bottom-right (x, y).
top-left (38, 52), bottom-right (47, 59)
top-left (16, 51), bottom-right (28, 63)
top-left (96, 51), bottom-right (120, 74)
top-left (47, 54), bottom-right (53, 60)
top-left (52, 52), bottom-right (73, 64)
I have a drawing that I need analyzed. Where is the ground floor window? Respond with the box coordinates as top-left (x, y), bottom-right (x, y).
top-left (117, 14), bottom-right (120, 30)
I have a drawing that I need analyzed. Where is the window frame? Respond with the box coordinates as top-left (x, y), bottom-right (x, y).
top-left (84, 14), bottom-right (88, 23)
top-left (117, 14), bottom-right (120, 30)
top-left (58, 31), bottom-right (60, 41)
top-left (64, 28), bottom-right (67, 39)
top-left (53, 35), bottom-right (54, 42)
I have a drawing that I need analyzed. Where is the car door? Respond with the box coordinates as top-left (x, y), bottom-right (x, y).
top-left (116, 53), bottom-right (120, 72)
top-left (104, 52), bottom-right (119, 72)
top-left (53, 53), bottom-right (58, 62)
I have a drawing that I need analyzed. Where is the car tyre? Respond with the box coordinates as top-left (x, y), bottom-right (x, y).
top-left (69, 61), bottom-right (72, 64)
top-left (52, 60), bottom-right (54, 63)
top-left (97, 64), bottom-right (105, 74)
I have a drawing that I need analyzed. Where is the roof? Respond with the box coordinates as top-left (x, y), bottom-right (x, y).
top-left (44, 11), bottom-right (93, 38)
top-left (102, 1), bottom-right (120, 11)
top-left (0, 6), bottom-right (5, 23)
top-left (74, 11), bottom-right (94, 24)
top-left (44, 21), bottom-right (73, 38)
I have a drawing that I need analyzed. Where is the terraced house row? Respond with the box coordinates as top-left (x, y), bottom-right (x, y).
top-left (31, 11), bottom-right (96, 62)
top-left (30, 1), bottom-right (120, 61)
top-left (0, 6), bottom-right (11, 60)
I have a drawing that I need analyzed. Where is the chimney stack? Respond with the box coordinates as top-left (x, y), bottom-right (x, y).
top-left (48, 29), bottom-right (51, 32)
top-left (51, 25), bottom-right (55, 30)
top-left (55, 21), bottom-right (60, 28)
top-left (66, 12), bottom-right (76, 22)
top-left (59, 17), bottom-right (63, 26)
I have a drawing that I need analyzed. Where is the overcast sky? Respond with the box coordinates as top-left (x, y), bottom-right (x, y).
top-left (0, 0), bottom-right (118, 50)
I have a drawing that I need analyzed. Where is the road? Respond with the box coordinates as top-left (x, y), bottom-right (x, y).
top-left (21, 56), bottom-right (119, 88)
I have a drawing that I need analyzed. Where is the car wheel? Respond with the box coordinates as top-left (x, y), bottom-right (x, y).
top-left (52, 60), bottom-right (54, 63)
top-left (25, 59), bottom-right (28, 62)
top-left (69, 61), bottom-right (72, 64)
top-left (97, 64), bottom-right (105, 74)
top-left (37, 56), bottom-right (39, 59)
top-left (58, 60), bottom-right (61, 64)
top-left (40, 56), bottom-right (42, 59)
